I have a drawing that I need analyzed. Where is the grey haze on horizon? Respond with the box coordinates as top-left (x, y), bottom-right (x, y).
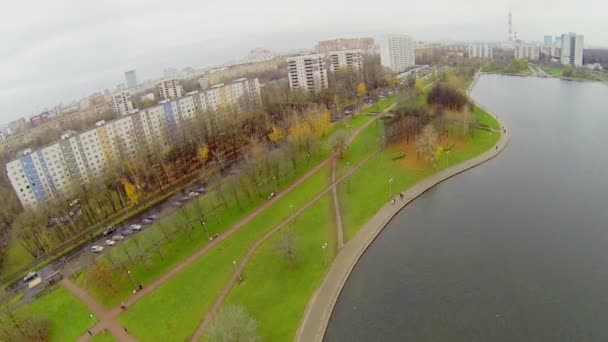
top-left (1, 0), bottom-right (606, 124)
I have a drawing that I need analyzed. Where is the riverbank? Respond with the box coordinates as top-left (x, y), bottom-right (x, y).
top-left (296, 90), bottom-right (510, 342)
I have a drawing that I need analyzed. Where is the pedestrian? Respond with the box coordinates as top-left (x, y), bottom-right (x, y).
top-left (87, 330), bottom-right (92, 336)
top-left (400, 192), bottom-right (404, 200)
top-left (124, 327), bottom-right (128, 334)
top-left (495, 145), bottom-right (498, 150)
top-left (139, 284), bottom-right (143, 291)
top-left (120, 302), bottom-right (126, 311)
top-left (391, 198), bottom-right (396, 205)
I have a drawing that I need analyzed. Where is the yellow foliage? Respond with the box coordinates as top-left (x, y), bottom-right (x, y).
top-left (309, 109), bottom-right (331, 138)
top-left (268, 125), bottom-right (285, 143)
top-left (357, 82), bottom-right (367, 97)
top-left (288, 121), bottom-right (313, 145)
top-left (435, 146), bottom-right (443, 160)
top-left (122, 179), bottom-right (140, 206)
top-left (386, 76), bottom-right (397, 87)
top-left (249, 139), bottom-right (265, 165)
top-left (197, 145), bottom-right (209, 163)
top-left (414, 79), bottom-right (424, 93)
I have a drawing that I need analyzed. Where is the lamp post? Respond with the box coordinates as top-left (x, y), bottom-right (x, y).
top-left (346, 162), bottom-right (351, 192)
top-left (290, 204), bottom-right (294, 221)
top-left (307, 153), bottom-right (311, 168)
top-left (322, 243), bottom-right (328, 265)
top-left (202, 221), bottom-right (210, 241)
top-left (272, 176), bottom-right (278, 192)
top-left (389, 178), bottom-right (394, 197)
top-left (233, 261), bottom-right (242, 281)
top-left (90, 314), bottom-right (96, 323)
top-left (446, 150), bottom-right (450, 167)
top-left (127, 270), bottom-right (138, 292)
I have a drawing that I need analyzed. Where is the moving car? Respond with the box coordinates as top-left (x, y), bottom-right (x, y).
top-left (120, 229), bottom-right (134, 236)
top-left (102, 226), bottom-right (117, 236)
top-left (129, 224), bottom-right (142, 231)
top-left (188, 191), bottom-right (199, 198)
top-left (104, 240), bottom-right (116, 246)
top-left (91, 245), bottom-right (104, 253)
top-left (111, 235), bottom-right (124, 241)
top-left (142, 215), bottom-right (158, 224)
top-left (23, 271), bottom-right (38, 283)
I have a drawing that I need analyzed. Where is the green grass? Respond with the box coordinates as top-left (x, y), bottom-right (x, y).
top-left (337, 117), bottom-right (382, 178)
top-left (2, 286), bottom-right (95, 342)
top-left (205, 195), bottom-right (336, 341)
top-left (119, 166), bottom-right (331, 342)
top-left (473, 106), bottom-right (501, 129)
top-left (339, 109), bottom-right (500, 240)
top-left (365, 95), bottom-right (397, 113)
top-left (541, 65), bottom-right (564, 76)
top-left (0, 231), bottom-right (35, 280)
top-left (91, 329), bottom-right (117, 342)
top-left (483, 64), bottom-right (532, 76)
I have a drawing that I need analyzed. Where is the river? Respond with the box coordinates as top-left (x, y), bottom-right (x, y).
top-left (324, 75), bottom-right (608, 341)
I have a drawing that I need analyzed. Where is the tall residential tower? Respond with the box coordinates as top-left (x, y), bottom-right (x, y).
top-left (560, 33), bottom-right (584, 67)
top-left (379, 34), bottom-right (415, 73)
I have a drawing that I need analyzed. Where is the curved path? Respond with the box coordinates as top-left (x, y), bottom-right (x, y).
top-left (330, 158), bottom-right (345, 250)
top-left (296, 113), bottom-right (511, 342)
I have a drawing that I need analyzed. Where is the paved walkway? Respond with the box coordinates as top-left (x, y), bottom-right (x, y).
top-left (296, 112), bottom-right (511, 342)
top-left (61, 279), bottom-right (135, 342)
top-left (330, 158), bottom-right (345, 250)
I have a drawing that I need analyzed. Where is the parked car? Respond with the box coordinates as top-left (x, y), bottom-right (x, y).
top-left (102, 226), bottom-right (116, 236)
top-left (188, 191), bottom-right (199, 198)
top-left (142, 215), bottom-right (157, 224)
top-left (173, 201), bottom-right (183, 207)
top-left (91, 245), bottom-right (104, 253)
top-left (129, 224), bottom-right (142, 231)
top-left (120, 229), bottom-right (134, 236)
top-left (104, 240), bottom-right (116, 246)
top-left (195, 187), bottom-right (207, 194)
top-left (23, 271), bottom-right (38, 283)
top-left (111, 235), bottom-right (124, 241)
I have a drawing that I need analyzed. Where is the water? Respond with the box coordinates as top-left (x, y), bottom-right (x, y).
top-left (324, 75), bottom-right (608, 341)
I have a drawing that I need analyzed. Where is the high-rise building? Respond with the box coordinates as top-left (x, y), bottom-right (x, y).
top-left (560, 33), bottom-right (584, 67)
top-left (286, 54), bottom-right (328, 92)
top-left (543, 35), bottom-right (553, 45)
top-left (314, 38), bottom-right (375, 54)
top-left (379, 34), bottom-right (415, 73)
top-left (467, 44), bottom-right (494, 59)
top-left (200, 78), bottom-right (261, 111)
top-left (328, 49), bottom-right (364, 72)
top-left (124, 70), bottom-right (138, 89)
top-left (157, 78), bottom-right (183, 100)
top-left (514, 44), bottom-right (540, 60)
top-left (110, 90), bottom-right (134, 116)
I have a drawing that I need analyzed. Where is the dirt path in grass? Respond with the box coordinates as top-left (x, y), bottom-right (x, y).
top-left (61, 279), bottom-right (135, 342)
top-left (330, 158), bottom-right (345, 250)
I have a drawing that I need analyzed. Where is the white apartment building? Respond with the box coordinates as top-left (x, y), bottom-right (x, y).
top-left (328, 49), bottom-right (364, 72)
top-left (560, 32), bottom-right (584, 67)
top-left (379, 34), bottom-right (415, 73)
top-left (157, 78), bottom-right (183, 100)
top-left (514, 44), bottom-right (540, 60)
top-left (467, 44), bottom-right (494, 59)
top-left (110, 90), bottom-right (134, 116)
top-left (286, 54), bottom-right (328, 92)
top-left (6, 77), bottom-right (262, 207)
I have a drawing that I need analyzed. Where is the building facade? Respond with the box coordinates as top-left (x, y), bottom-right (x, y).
top-left (125, 70), bottom-right (138, 89)
top-left (314, 38), bottom-right (375, 54)
top-left (286, 54), bottom-right (328, 92)
top-left (110, 91), bottom-right (134, 116)
top-left (514, 44), bottom-right (540, 60)
top-left (157, 78), bottom-right (183, 100)
top-left (544, 35), bottom-right (553, 45)
top-left (380, 34), bottom-right (415, 73)
top-left (560, 33), bottom-right (584, 67)
top-left (328, 49), bottom-right (364, 72)
top-left (467, 44), bottom-right (494, 59)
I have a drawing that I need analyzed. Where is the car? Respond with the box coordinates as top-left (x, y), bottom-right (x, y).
top-left (120, 229), bottom-right (134, 236)
top-left (344, 108), bottom-right (354, 115)
top-left (104, 240), bottom-right (116, 246)
top-left (23, 271), bottom-right (38, 283)
top-left (142, 218), bottom-right (153, 224)
top-left (111, 234), bottom-right (124, 241)
top-left (188, 191), bottom-right (199, 198)
top-left (129, 224), bottom-right (142, 231)
top-left (172, 201), bottom-right (183, 207)
top-left (91, 245), bottom-right (104, 253)
top-left (102, 226), bottom-right (117, 236)
top-left (195, 187), bottom-right (207, 194)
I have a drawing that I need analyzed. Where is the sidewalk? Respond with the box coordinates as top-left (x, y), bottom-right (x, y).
top-left (296, 114), bottom-right (511, 342)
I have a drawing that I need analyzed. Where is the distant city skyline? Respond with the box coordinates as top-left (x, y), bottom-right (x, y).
top-left (1, 0), bottom-right (607, 124)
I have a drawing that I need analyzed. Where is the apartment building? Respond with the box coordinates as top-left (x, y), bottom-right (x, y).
top-left (380, 34), bottom-right (416, 73)
top-left (328, 49), bottom-right (364, 72)
top-left (110, 90), bottom-right (134, 116)
top-left (514, 44), bottom-right (540, 60)
top-left (467, 44), bottom-right (494, 59)
top-left (6, 78), bottom-right (261, 207)
top-left (314, 38), bottom-right (375, 54)
top-left (125, 70), bottom-right (138, 89)
top-left (157, 78), bottom-right (183, 100)
top-left (286, 54), bottom-right (328, 92)
top-left (560, 32), bottom-right (584, 67)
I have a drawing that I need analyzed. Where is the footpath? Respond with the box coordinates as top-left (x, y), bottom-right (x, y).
top-left (296, 109), bottom-right (511, 342)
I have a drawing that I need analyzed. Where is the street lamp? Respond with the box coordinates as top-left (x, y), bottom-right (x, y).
top-left (127, 270), bottom-right (138, 293)
top-left (290, 204), bottom-right (295, 222)
top-left (307, 153), bottom-right (311, 168)
top-left (322, 243), bottom-right (328, 265)
top-left (272, 176), bottom-right (278, 192)
top-left (446, 150), bottom-right (450, 167)
top-left (202, 221), bottom-right (210, 241)
top-left (346, 162), bottom-right (351, 193)
top-left (90, 314), bottom-right (96, 323)
top-left (233, 261), bottom-right (242, 282)
top-left (389, 178), bottom-right (394, 197)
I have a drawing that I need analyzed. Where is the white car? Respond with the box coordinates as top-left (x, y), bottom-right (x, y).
top-left (91, 245), bottom-right (104, 253)
top-left (104, 240), bottom-right (116, 246)
top-left (188, 191), bottom-right (199, 198)
top-left (23, 271), bottom-right (38, 283)
top-left (111, 234), bottom-right (124, 241)
top-left (129, 224), bottom-right (142, 231)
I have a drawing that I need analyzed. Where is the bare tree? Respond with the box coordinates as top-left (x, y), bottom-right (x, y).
top-left (329, 129), bottom-right (348, 159)
top-left (415, 124), bottom-right (439, 164)
top-left (275, 229), bottom-right (298, 265)
top-left (207, 304), bottom-right (260, 342)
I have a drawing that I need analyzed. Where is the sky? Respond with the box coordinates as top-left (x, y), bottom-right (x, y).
top-left (1, 0), bottom-right (606, 124)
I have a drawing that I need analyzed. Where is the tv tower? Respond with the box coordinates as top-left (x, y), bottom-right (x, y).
top-left (508, 11), bottom-right (513, 41)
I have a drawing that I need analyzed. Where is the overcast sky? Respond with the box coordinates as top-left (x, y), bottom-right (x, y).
top-left (1, 0), bottom-right (605, 124)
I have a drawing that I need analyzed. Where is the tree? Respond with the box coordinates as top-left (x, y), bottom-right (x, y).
top-left (197, 145), bottom-right (210, 164)
top-left (415, 124), bottom-right (439, 164)
top-left (308, 108), bottom-right (331, 138)
top-left (275, 229), bottom-right (298, 265)
top-left (330, 129), bottom-right (348, 159)
top-left (122, 179), bottom-right (140, 206)
top-left (207, 304), bottom-right (259, 342)
top-left (88, 260), bottom-right (118, 295)
top-left (268, 125), bottom-right (285, 143)
top-left (356, 82), bottom-right (367, 98)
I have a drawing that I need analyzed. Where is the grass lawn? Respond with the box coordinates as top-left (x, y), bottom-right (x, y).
top-left (91, 329), bottom-right (117, 342)
top-left (119, 166), bottom-right (331, 342)
top-left (473, 105), bottom-right (501, 129)
top-left (0, 238), bottom-right (34, 280)
top-left (483, 64), bottom-right (532, 76)
top-left (365, 95), bottom-right (397, 113)
top-left (337, 117), bottom-right (382, 178)
top-left (2, 286), bottom-right (94, 342)
top-left (541, 65), bottom-right (564, 76)
top-left (204, 195), bottom-right (335, 341)
top-left (339, 108), bottom-right (500, 241)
